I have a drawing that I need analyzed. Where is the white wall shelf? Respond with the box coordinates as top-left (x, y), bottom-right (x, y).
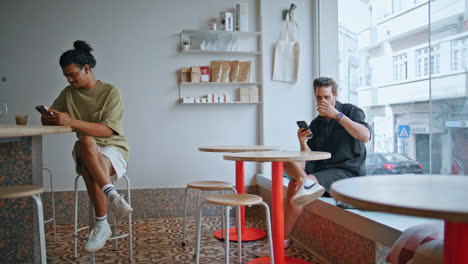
top-left (178, 101), bottom-right (261, 105)
top-left (181, 50), bottom-right (261, 55)
top-left (181, 29), bottom-right (261, 37)
top-left (180, 82), bottom-right (261, 86)
top-left (178, 22), bottom-right (262, 105)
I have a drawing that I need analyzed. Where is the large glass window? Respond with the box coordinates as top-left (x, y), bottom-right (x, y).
top-left (338, 0), bottom-right (467, 176)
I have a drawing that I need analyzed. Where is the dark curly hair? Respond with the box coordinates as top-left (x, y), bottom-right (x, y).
top-left (59, 40), bottom-right (96, 69)
top-left (313, 77), bottom-right (338, 94)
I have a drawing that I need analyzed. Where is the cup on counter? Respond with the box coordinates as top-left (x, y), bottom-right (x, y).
top-left (15, 114), bottom-right (28, 125)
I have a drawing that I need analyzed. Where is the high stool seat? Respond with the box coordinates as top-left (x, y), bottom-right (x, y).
top-left (73, 175), bottom-right (133, 262)
top-left (187, 181), bottom-right (234, 190)
top-left (195, 193), bottom-right (274, 264)
top-left (181, 180), bottom-right (237, 246)
top-left (0, 186), bottom-right (47, 263)
top-left (206, 193), bottom-right (263, 206)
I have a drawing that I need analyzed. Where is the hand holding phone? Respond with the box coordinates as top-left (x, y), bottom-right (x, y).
top-left (296, 121), bottom-right (312, 138)
top-left (35, 105), bottom-right (53, 116)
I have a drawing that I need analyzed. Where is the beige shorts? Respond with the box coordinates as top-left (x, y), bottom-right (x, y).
top-left (73, 145), bottom-right (127, 181)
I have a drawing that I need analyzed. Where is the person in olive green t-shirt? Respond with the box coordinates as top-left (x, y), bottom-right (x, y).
top-left (41, 40), bottom-right (132, 253)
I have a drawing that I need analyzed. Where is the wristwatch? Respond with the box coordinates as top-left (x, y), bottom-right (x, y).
top-left (336, 112), bottom-right (344, 120)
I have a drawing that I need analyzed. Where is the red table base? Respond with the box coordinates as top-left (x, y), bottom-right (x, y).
top-left (247, 256), bottom-right (311, 264)
top-left (213, 227), bottom-right (267, 242)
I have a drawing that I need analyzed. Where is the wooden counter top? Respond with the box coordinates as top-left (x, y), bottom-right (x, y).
top-left (0, 125), bottom-right (73, 138)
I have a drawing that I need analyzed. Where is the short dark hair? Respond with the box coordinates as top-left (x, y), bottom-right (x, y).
top-left (59, 40), bottom-right (96, 69)
top-left (313, 77), bottom-right (338, 94)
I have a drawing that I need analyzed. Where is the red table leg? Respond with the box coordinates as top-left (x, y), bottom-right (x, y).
top-left (248, 162), bottom-right (310, 264)
top-left (272, 161), bottom-right (285, 263)
top-left (214, 160), bottom-right (267, 242)
top-left (444, 221), bottom-right (468, 264)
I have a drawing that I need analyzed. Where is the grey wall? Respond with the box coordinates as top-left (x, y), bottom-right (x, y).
top-left (0, 0), bottom-right (317, 191)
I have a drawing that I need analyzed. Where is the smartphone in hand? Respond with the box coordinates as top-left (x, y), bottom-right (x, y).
top-left (35, 105), bottom-right (53, 116)
top-left (296, 121), bottom-right (312, 138)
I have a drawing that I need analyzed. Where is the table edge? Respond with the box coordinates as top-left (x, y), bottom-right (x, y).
top-left (198, 146), bottom-right (280, 153)
top-left (223, 152), bottom-right (331, 162)
top-left (0, 125), bottom-right (73, 138)
top-left (330, 187), bottom-right (468, 223)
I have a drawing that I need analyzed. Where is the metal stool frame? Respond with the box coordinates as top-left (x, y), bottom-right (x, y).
top-left (181, 183), bottom-right (237, 246)
top-left (194, 196), bottom-right (274, 264)
top-left (73, 174), bottom-right (133, 262)
top-left (42, 167), bottom-right (57, 242)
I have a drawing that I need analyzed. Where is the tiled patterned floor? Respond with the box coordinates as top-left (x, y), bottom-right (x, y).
top-left (45, 216), bottom-right (325, 263)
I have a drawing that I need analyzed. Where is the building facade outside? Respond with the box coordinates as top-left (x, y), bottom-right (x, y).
top-left (338, 0), bottom-right (467, 175)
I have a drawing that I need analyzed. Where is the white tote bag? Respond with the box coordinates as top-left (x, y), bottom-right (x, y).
top-left (272, 15), bottom-right (300, 82)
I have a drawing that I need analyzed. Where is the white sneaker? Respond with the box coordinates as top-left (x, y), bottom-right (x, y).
top-left (254, 239), bottom-right (290, 258)
top-left (291, 178), bottom-right (325, 206)
top-left (84, 223), bottom-right (112, 252)
top-left (109, 194), bottom-right (133, 220)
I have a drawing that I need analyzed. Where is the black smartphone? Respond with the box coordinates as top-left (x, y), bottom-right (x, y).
top-left (296, 121), bottom-right (312, 137)
top-left (35, 105), bottom-right (53, 115)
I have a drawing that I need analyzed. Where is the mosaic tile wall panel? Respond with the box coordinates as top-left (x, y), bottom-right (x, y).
top-left (41, 185), bottom-right (260, 225)
top-left (0, 138), bottom-right (34, 263)
top-left (376, 242), bottom-right (391, 264)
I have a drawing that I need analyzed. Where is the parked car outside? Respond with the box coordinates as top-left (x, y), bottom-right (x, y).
top-left (366, 153), bottom-right (424, 175)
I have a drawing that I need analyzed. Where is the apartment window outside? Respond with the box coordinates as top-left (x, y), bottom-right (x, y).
top-left (451, 37), bottom-right (467, 71)
top-left (393, 54), bottom-right (407, 81)
top-left (416, 45), bottom-right (440, 77)
top-left (392, 0), bottom-right (403, 14)
top-left (430, 45), bottom-right (440, 75)
top-left (416, 47), bottom-right (429, 77)
top-left (393, 0), bottom-right (421, 14)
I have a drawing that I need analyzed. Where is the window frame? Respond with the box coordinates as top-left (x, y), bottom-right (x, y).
top-left (393, 53), bottom-right (408, 81)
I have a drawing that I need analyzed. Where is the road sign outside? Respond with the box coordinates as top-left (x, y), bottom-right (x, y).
top-left (398, 125), bottom-right (410, 138)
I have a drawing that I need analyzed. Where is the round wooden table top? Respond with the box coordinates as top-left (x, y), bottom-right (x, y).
top-left (0, 186), bottom-right (44, 199)
top-left (223, 150), bottom-right (331, 162)
top-left (330, 175), bottom-right (468, 222)
top-left (199, 145), bottom-right (280, 153)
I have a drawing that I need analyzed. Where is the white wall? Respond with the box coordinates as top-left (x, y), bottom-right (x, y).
top-left (318, 0), bottom-right (339, 78)
top-left (262, 0), bottom-right (316, 151)
top-left (0, 0), bottom-right (316, 191)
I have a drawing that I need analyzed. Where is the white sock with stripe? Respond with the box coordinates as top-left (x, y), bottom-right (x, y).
top-left (95, 214), bottom-right (108, 227)
top-left (102, 184), bottom-right (119, 201)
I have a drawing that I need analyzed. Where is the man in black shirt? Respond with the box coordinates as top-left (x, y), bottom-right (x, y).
top-left (256, 77), bottom-right (371, 257)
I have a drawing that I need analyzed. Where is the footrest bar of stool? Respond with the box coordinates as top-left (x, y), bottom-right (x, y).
top-left (74, 224), bottom-right (130, 241)
top-left (108, 233), bottom-right (130, 240)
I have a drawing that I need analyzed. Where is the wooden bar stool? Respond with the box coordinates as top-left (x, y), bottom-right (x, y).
top-left (42, 165), bottom-right (57, 242)
top-left (73, 174), bottom-right (133, 262)
top-left (181, 181), bottom-right (237, 246)
top-left (195, 193), bottom-right (274, 264)
top-left (0, 186), bottom-right (47, 263)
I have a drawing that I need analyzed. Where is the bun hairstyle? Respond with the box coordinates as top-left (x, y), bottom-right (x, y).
top-left (59, 40), bottom-right (96, 69)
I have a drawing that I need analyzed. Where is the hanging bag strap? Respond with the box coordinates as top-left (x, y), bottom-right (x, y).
top-left (279, 13), bottom-right (299, 42)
